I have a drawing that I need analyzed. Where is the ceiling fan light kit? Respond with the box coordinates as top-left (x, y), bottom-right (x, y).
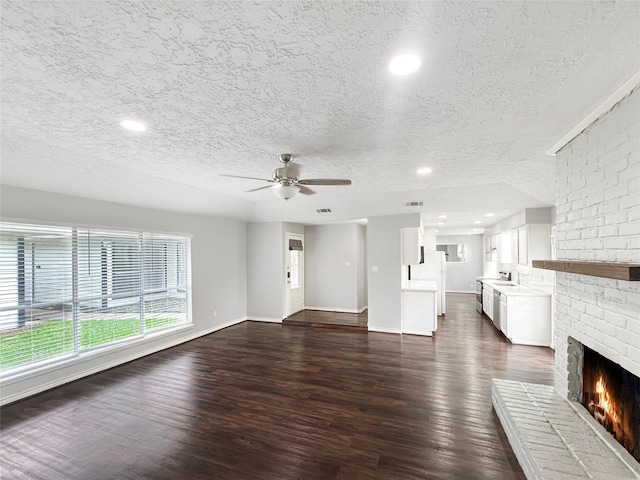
top-left (273, 184), bottom-right (300, 201)
top-left (220, 154), bottom-right (352, 201)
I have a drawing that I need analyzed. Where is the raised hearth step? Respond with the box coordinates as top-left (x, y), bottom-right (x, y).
top-left (492, 379), bottom-right (640, 480)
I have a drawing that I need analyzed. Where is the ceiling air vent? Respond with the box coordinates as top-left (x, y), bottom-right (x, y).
top-left (316, 208), bottom-right (332, 213)
top-left (405, 201), bottom-right (423, 207)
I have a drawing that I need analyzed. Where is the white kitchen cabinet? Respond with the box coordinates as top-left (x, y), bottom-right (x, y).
top-left (501, 294), bottom-right (551, 347)
top-left (511, 225), bottom-right (551, 266)
top-left (485, 234), bottom-right (499, 262)
top-left (500, 232), bottom-right (511, 263)
top-left (401, 228), bottom-right (422, 265)
top-left (483, 284), bottom-right (494, 320)
top-left (517, 227), bottom-right (528, 265)
top-left (401, 280), bottom-right (438, 336)
top-left (511, 230), bottom-right (519, 264)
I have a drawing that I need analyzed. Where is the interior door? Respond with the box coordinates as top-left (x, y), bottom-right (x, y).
top-left (286, 233), bottom-right (304, 316)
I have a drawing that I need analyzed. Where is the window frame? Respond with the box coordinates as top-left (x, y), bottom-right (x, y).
top-left (0, 218), bottom-right (193, 380)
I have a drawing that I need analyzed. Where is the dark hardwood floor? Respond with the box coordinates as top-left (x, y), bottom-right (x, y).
top-left (283, 309), bottom-right (368, 331)
top-left (0, 293), bottom-right (554, 479)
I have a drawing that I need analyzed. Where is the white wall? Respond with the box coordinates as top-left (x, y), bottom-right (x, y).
top-left (422, 227), bottom-right (437, 252)
top-left (247, 222), bottom-right (283, 321)
top-left (304, 224), bottom-right (358, 311)
top-left (367, 213), bottom-right (420, 333)
top-left (246, 221), bottom-right (304, 321)
top-left (437, 234), bottom-right (483, 292)
top-left (554, 86), bottom-right (640, 398)
top-left (0, 185), bottom-right (247, 404)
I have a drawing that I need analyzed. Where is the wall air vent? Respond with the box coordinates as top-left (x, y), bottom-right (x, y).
top-left (405, 201), bottom-right (424, 207)
top-left (316, 208), bottom-right (332, 213)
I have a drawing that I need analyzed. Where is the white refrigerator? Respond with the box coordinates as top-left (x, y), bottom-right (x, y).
top-left (410, 251), bottom-right (446, 316)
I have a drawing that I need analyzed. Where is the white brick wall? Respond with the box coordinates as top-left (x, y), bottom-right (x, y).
top-left (554, 85), bottom-right (640, 398)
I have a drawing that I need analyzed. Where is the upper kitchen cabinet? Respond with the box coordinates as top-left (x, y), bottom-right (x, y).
top-left (512, 224), bottom-right (551, 266)
top-left (500, 232), bottom-right (511, 263)
top-left (401, 227), bottom-right (423, 265)
top-left (485, 233), bottom-right (499, 262)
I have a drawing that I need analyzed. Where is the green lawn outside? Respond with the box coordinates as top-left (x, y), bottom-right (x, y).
top-left (0, 317), bottom-right (181, 371)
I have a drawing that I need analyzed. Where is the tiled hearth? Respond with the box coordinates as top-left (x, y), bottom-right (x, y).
top-left (492, 379), bottom-right (640, 479)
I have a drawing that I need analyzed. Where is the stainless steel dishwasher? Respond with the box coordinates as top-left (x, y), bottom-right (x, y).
top-left (493, 288), bottom-right (501, 330)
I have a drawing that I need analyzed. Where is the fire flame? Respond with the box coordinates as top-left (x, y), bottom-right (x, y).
top-left (595, 376), bottom-right (618, 424)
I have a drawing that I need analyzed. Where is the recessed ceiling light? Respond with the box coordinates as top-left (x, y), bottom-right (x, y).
top-left (438, 215), bottom-right (447, 219)
top-left (435, 230), bottom-right (439, 233)
top-left (437, 222), bottom-right (444, 225)
top-left (389, 54), bottom-right (421, 76)
top-left (485, 213), bottom-right (495, 217)
top-left (120, 119), bottom-right (146, 132)
top-left (417, 167), bottom-right (432, 175)
top-left (474, 220), bottom-right (482, 224)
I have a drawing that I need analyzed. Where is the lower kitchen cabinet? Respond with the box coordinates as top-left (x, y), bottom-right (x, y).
top-left (483, 285), bottom-right (494, 320)
top-left (501, 294), bottom-right (551, 347)
top-left (401, 280), bottom-right (438, 336)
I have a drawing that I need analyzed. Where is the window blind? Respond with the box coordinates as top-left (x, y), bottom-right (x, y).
top-left (0, 222), bottom-right (190, 374)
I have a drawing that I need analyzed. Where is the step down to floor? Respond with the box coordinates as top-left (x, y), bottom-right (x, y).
top-left (282, 319), bottom-right (368, 332)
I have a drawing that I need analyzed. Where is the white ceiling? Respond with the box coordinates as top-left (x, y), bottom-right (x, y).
top-left (2, 1), bottom-right (639, 232)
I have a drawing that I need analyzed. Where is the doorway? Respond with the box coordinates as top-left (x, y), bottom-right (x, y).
top-left (285, 233), bottom-right (304, 317)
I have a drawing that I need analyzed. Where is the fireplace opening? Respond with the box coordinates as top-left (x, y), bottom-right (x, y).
top-left (582, 345), bottom-right (640, 463)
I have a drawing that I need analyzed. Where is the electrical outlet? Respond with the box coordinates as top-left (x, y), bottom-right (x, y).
top-left (214, 310), bottom-right (217, 317)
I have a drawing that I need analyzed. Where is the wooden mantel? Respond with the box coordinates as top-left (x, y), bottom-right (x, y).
top-left (532, 260), bottom-right (640, 281)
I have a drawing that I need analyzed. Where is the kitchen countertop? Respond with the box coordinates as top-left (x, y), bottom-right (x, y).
top-left (401, 280), bottom-right (438, 292)
top-left (482, 279), bottom-right (552, 297)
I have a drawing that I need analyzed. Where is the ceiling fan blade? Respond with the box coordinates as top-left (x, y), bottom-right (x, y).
top-left (246, 185), bottom-right (275, 193)
top-left (297, 185), bottom-right (316, 195)
top-left (220, 174), bottom-right (274, 182)
top-left (298, 179), bottom-right (352, 186)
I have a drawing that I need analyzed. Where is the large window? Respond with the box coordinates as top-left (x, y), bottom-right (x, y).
top-left (0, 222), bottom-right (191, 375)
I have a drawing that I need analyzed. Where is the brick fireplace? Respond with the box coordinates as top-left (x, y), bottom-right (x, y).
top-left (553, 84), bottom-right (640, 470)
top-left (493, 84), bottom-right (640, 478)
top-left (554, 85), bottom-right (640, 403)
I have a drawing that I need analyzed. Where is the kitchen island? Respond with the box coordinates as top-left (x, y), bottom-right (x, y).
top-left (400, 280), bottom-right (438, 336)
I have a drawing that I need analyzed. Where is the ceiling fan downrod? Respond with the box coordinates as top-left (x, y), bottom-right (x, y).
top-left (279, 153), bottom-right (293, 164)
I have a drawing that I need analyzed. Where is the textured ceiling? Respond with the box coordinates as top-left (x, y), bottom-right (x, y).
top-left (2, 1), bottom-right (639, 230)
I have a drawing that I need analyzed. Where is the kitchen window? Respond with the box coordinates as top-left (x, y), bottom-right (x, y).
top-left (0, 221), bottom-right (191, 375)
top-left (436, 243), bottom-right (467, 263)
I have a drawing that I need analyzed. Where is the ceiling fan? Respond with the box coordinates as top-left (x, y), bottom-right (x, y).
top-left (220, 154), bottom-right (352, 200)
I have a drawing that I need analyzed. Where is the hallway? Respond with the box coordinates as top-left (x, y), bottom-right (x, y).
top-left (1, 293), bottom-right (554, 479)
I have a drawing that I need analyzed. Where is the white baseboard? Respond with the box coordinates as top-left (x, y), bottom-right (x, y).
top-left (358, 306), bottom-right (368, 313)
top-left (0, 317), bottom-right (247, 406)
top-left (367, 326), bottom-right (402, 334)
top-left (247, 316), bottom-right (283, 323)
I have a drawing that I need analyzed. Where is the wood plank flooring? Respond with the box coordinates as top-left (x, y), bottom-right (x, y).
top-left (0, 293), bottom-right (554, 479)
top-left (283, 309), bottom-right (368, 331)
